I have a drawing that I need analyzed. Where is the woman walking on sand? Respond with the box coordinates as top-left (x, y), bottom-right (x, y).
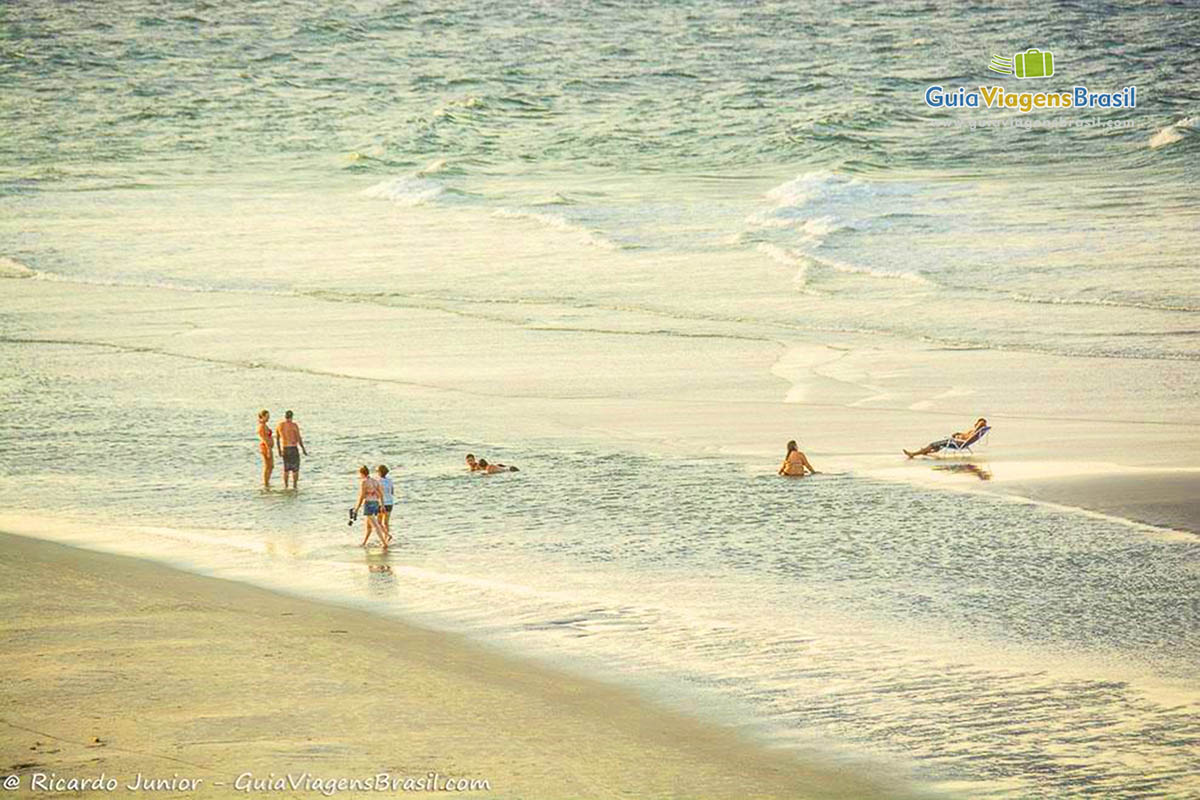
top-left (256, 410), bottom-right (274, 489)
top-left (354, 465), bottom-right (391, 549)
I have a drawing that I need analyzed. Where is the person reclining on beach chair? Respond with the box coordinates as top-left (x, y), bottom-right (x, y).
top-left (904, 418), bottom-right (990, 458)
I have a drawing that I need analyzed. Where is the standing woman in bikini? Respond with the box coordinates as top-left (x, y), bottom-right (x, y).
top-left (257, 410), bottom-right (275, 489)
top-left (354, 465), bottom-right (391, 549)
top-left (778, 439), bottom-right (818, 477)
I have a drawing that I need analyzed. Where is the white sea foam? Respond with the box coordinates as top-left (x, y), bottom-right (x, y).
top-left (798, 215), bottom-right (840, 240)
top-left (743, 213), bottom-right (797, 230)
top-left (418, 157), bottom-right (449, 175)
top-left (492, 208), bottom-right (619, 250)
top-left (433, 96), bottom-right (483, 118)
top-left (808, 252), bottom-right (931, 284)
top-left (1148, 116), bottom-right (1196, 149)
top-left (361, 174), bottom-right (446, 206)
top-left (0, 257), bottom-right (35, 279)
top-left (755, 243), bottom-right (809, 287)
top-left (29, 269), bottom-right (292, 298)
top-left (908, 385), bottom-right (976, 411)
top-left (764, 171), bottom-right (860, 207)
top-left (747, 174), bottom-right (930, 291)
top-left (745, 172), bottom-right (863, 245)
top-left (1007, 291), bottom-right (1199, 314)
top-left (342, 148), bottom-right (384, 165)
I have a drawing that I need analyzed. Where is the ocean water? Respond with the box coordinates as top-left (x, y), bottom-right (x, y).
top-left (2, 1), bottom-right (1199, 797)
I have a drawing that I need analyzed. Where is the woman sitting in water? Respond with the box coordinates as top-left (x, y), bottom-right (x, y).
top-left (778, 440), bottom-right (818, 477)
top-left (904, 417), bottom-right (988, 458)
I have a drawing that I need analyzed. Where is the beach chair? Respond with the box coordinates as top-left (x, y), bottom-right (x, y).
top-left (940, 425), bottom-right (991, 455)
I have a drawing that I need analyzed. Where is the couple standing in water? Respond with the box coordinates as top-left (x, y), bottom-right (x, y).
top-left (253, 410), bottom-right (397, 549)
top-left (355, 464), bottom-right (395, 549)
top-left (355, 452), bottom-right (520, 550)
top-left (256, 409), bottom-right (309, 489)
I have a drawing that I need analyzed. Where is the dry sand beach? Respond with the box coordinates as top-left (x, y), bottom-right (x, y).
top-left (0, 532), bottom-right (912, 800)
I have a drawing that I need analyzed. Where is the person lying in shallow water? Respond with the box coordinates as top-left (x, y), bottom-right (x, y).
top-left (477, 458), bottom-right (518, 474)
top-left (778, 440), bottom-right (818, 477)
top-left (904, 417), bottom-right (988, 458)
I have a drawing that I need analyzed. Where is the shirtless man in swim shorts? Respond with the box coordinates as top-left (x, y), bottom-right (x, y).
top-left (275, 410), bottom-right (308, 490)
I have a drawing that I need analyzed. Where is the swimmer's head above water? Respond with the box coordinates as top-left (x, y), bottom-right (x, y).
top-left (466, 453), bottom-right (480, 471)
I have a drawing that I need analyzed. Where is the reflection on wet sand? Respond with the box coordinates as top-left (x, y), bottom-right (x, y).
top-left (932, 462), bottom-right (993, 481)
top-left (366, 555), bottom-right (395, 596)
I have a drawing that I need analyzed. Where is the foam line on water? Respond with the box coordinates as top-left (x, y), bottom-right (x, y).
top-left (361, 174), bottom-right (447, 205)
top-left (1148, 116), bottom-right (1196, 149)
top-left (492, 208), bottom-right (621, 250)
top-left (0, 257), bottom-right (36, 278)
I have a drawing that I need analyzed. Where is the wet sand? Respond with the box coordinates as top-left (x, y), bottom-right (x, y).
top-left (0, 532), bottom-right (919, 800)
top-left (988, 470), bottom-right (1200, 534)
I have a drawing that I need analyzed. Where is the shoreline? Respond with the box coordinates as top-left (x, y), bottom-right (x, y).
top-left (3, 277), bottom-right (1197, 540)
top-left (983, 469), bottom-right (1200, 535)
top-left (0, 531), bottom-right (922, 800)
top-left (862, 460), bottom-right (1200, 535)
